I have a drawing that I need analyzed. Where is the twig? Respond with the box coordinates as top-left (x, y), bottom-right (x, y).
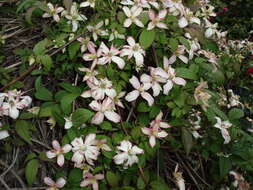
top-left (151, 44), bottom-right (159, 67)
top-left (0, 176), bottom-right (10, 190)
top-left (31, 138), bottom-right (51, 149)
top-left (9, 187), bottom-right (47, 190)
top-left (0, 148), bottom-right (19, 178)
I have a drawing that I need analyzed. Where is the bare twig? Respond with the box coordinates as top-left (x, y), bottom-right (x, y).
top-left (0, 148), bottom-right (19, 178)
top-left (0, 176), bottom-right (10, 190)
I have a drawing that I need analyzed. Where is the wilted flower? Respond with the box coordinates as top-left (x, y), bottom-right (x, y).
top-left (42, 3), bottom-right (64, 22)
top-left (71, 134), bottom-right (100, 165)
top-left (113, 140), bottom-right (144, 168)
top-left (214, 117), bottom-right (232, 144)
top-left (89, 97), bottom-right (121, 124)
top-left (122, 6), bottom-right (144, 28)
top-left (94, 139), bottom-right (112, 151)
top-left (141, 111), bottom-right (171, 147)
top-left (194, 81), bottom-right (211, 111)
top-left (173, 164), bottom-right (185, 190)
top-left (80, 172), bottom-right (104, 190)
top-left (44, 177), bottom-right (66, 190)
top-left (125, 75), bottom-right (154, 106)
top-left (46, 140), bottom-right (72, 167)
top-left (229, 171), bottom-right (251, 190)
top-left (147, 9), bottom-right (167, 30)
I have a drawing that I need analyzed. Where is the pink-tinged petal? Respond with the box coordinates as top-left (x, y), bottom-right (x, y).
top-left (56, 177), bottom-right (66, 188)
top-left (91, 112), bottom-right (104, 125)
top-left (122, 6), bottom-right (131, 17)
top-left (141, 92), bottom-right (154, 106)
top-left (9, 106), bottom-right (19, 119)
top-left (134, 52), bottom-right (144, 66)
top-left (52, 140), bottom-right (61, 150)
top-left (98, 57), bottom-right (109, 65)
top-left (221, 129), bottom-right (231, 144)
top-left (118, 140), bottom-right (132, 152)
top-left (168, 55), bottom-right (176, 65)
top-left (71, 137), bottom-right (84, 147)
top-left (56, 7), bottom-right (64, 13)
top-left (173, 77), bottom-right (186, 86)
top-left (102, 97), bottom-right (114, 109)
top-left (53, 14), bottom-right (60, 22)
top-left (178, 55), bottom-right (188, 64)
top-left (87, 42), bottom-right (96, 53)
top-left (156, 22), bottom-right (167, 29)
top-left (178, 17), bottom-right (188, 28)
top-left (72, 151), bottom-right (84, 164)
top-left (105, 89), bottom-right (117, 99)
top-left (149, 136), bottom-right (156, 148)
top-left (158, 10), bottom-right (167, 19)
top-left (83, 53), bottom-right (93, 61)
top-left (163, 56), bottom-right (169, 68)
top-left (148, 10), bottom-right (156, 20)
top-left (112, 56), bottom-right (125, 69)
top-left (100, 42), bottom-right (109, 53)
top-left (134, 19), bottom-right (144, 28)
top-left (85, 133), bottom-right (96, 145)
top-left (140, 74), bottom-right (151, 83)
top-left (190, 17), bottom-right (200, 25)
top-left (62, 144), bottom-right (72, 153)
top-left (141, 127), bottom-right (151, 136)
top-left (124, 19), bottom-right (132, 27)
top-left (160, 122), bottom-right (171, 128)
top-left (131, 146), bottom-right (144, 154)
top-left (0, 130), bottom-right (9, 140)
top-left (46, 151), bottom-right (57, 159)
top-left (132, 7), bottom-right (143, 17)
top-left (152, 82), bottom-right (162, 97)
top-left (42, 13), bottom-right (51, 18)
top-left (47, 3), bottom-right (54, 10)
top-left (147, 22), bottom-right (155, 30)
top-left (157, 131), bottom-right (168, 138)
top-left (163, 80), bottom-right (173, 95)
top-left (104, 111), bottom-right (121, 123)
top-left (156, 111), bottom-right (163, 120)
top-left (125, 90), bottom-right (140, 102)
top-left (92, 182), bottom-right (99, 190)
top-left (89, 101), bottom-right (102, 111)
top-left (129, 75), bottom-right (140, 89)
top-left (57, 154), bottom-right (65, 167)
top-left (114, 152), bottom-right (128, 164)
top-left (92, 88), bottom-right (105, 100)
top-left (80, 180), bottom-right (91, 187)
top-left (127, 37), bottom-right (136, 46)
top-left (44, 177), bottom-right (55, 186)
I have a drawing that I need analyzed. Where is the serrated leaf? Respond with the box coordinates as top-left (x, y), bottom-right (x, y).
top-left (25, 159), bottom-right (39, 185)
top-left (106, 171), bottom-right (119, 187)
top-left (139, 29), bottom-right (156, 49)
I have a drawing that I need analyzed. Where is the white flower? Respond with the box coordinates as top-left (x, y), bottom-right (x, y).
top-left (167, 45), bottom-right (188, 64)
top-left (113, 140), bottom-right (144, 168)
top-left (109, 29), bottom-right (125, 41)
top-left (111, 91), bottom-right (126, 108)
top-left (120, 37), bottom-right (145, 70)
top-left (80, 172), bottom-right (104, 190)
top-left (125, 75), bottom-right (154, 106)
top-left (142, 111), bottom-right (171, 147)
top-left (42, 3), bottom-right (64, 22)
top-left (178, 8), bottom-right (200, 28)
top-left (98, 42), bottom-right (125, 69)
top-left (44, 177), bottom-right (66, 190)
top-left (87, 21), bottom-right (108, 41)
top-left (71, 134), bottom-right (100, 165)
top-left (46, 140), bottom-right (72, 167)
top-left (0, 122), bottom-right (9, 140)
top-left (147, 9), bottom-right (167, 30)
top-left (79, 67), bottom-right (98, 83)
top-left (89, 97), bottom-right (121, 124)
top-left (94, 139), bottom-right (112, 152)
top-left (214, 117), bottom-right (232, 144)
top-left (80, 0), bottom-right (96, 8)
top-left (77, 37), bottom-right (95, 52)
top-left (122, 6), bottom-right (144, 28)
top-left (64, 115), bottom-right (73, 129)
top-left (62, 2), bottom-right (87, 32)
top-left (82, 43), bottom-right (102, 69)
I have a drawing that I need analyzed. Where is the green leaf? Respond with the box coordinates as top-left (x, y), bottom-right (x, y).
top-left (137, 102), bottom-right (150, 112)
top-left (151, 180), bottom-right (170, 190)
top-left (35, 87), bottom-right (53, 101)
top-left (35, 76), bottom-right (42, 91)
top-left (25, 159), bottom-right (39, 185)
top-left (139, 29), bottom-right (156, 49)
top-left (106, 171), bottom-right (119, 187)
top-left (25, 7), bottom-right (36, 25)
top-left (219, 157), bottom-right (231, 178)
top-left (72, 108), bottom-right (94, 127)
top-left (137, 176), bottom-right (145, 189)
top-left (15, 120), bottom-right (32, 144)
top-left (100, 121), bottom-right (113, 131)
top-left (228, 108), bottom-right (244, 120)
top-left (169, 38), bottom-right (178, 52)
top-left (33, 39), bottom-right (51, 56)
top-left (60, 93), bottom-right (80, 115)
top-left (39, 55), bottom-right (53, 71)
top-left (178, 36), bottom-right (190, 49)
top-left (181, 127), bottom-right (193, 155)
top-left (68, 168), bottom-right (83, 184)
top-left (176, 68), bottom-right (198, 80)
top-left (68, 41), bottom-right (80, 60)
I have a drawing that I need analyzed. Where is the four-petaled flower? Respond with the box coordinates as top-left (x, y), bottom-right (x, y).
top-left (214, 117), bottom-right (232, 144)
top-left (147, 9), bottom-right (167, 30)
top-left (87, 21), bottom-right (108, 41)
top-left (122, 6), bottom-right (144, 28)
top-left (43, 3), bottom-right (64, 22)
top-left (82, 43), bottom-right (102, 69)
top-left (80, 172), bottom-right (104, 190)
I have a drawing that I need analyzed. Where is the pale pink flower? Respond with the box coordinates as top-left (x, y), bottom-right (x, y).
top-left (168, 45), bottom-right (188, 64)
top-left (44, 177), bottom-right (66, 190)
top-left (87, 21), bottom-right (108, 41)
top-left (121, 37), bottom-right (145, 70)
top-left (81, 78), bottom-right (116, 100)
top-left (71, 134), bottom-right (100, 165)
top-left (46, 140), bottom-right (72, 167)
top-left (147, 9), bottom-right (167, 30)
top-left (89, 97), bottom-right (121, 124)
top-left (82, 43), bottom-right (102, 69)
top-left (122, 6), bottom-right (144, 28)
top-left (125, 75), bottom-right (154, 106)
top-left (113, 140), bottom-right (144, 168)
top-left (80, 172), bottom-right (104, 190)
top-left (111, 91), bottom-right (126, 108)
top-left (141, 111), bottom-right (171, 147)
top-left (77, 37), bottom-right (96, 52)
top-left (98, 42), bottom-right (125, 69)
top-left (78, 67), bottom-right (98, 83)
top-left (42, 3), bottom-right (64, 22)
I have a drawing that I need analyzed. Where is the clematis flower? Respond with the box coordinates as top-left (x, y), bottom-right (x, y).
top-left (46, 140), bottom-right (72, 167)
top-left (62, 2), bottom-right (87, 32)
top-left (98, 42), bottom-right (126, 69)
top-left (44, 177), bottom-right (66, 190)
top-left (113, 140), bottom-right (144, 168)
top-left (120, 0), bottom-right (159, 8)
top-left (79, 67), bottom-right (98, 83)
top-left (173, 164), bottom-right (185, 190)
top-left (125, 75), bottom-right (154, 106)
top-left (194, 81), bottom-right (211, 111)
top-left (167, 45), bottom-right (188, 64)
top-left (94, 139), bottom-right (112, 151)
top-left (122, 6), bottom-right (144, 28)
top-left (71, 134), bottom-right (100, 165)
top-left (80, 0), bottom-right (96, 8)
top-left (42, 3), bottom-right (64, 22)
top-left (89, 97), bottom-right (121, 124)
top-left (120, 37), bottom-right (145, 70)
top-left (111, 91), bottom-right (126, 108)
top-left (214, 117), bottom-right (232, 144)
top-left (109, 29), bottom-right (125, 41)
top-left (74, 162), bottom-right (94, 175)
top-left (77, 37), bottom-right (95, 52)
top-left (82, 43), bottom-right (102, 69)
top-left (81, 77), bottom-right (116, 100)
top-left (141, 111), bottom-right (171, 147)
top-left (80, 172), bottom-right (104, 190)
top-left (162, 57), bottom-right (186, 95)
top-left (147, 9), bottom-right (167, 30)
top-left (178, 8), bottom-right (200, 28)
top-left (87, 21), bottom-right (108, 41)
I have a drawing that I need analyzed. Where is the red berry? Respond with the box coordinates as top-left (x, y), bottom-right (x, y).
top-left (247, 67), bottom-right (253, 75)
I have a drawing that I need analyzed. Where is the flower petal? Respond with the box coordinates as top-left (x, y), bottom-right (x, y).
top-left (56, 178), bottom-right (66, 188)
top-left (57, 154), bottom-right (65, 167)
top-left (125, 90), bottom-right (140, 102)
top-left (141, 92), bottom-right (154, 106)
top-left (104, 111), bottom-right (121, 123)
top-left (91, 112), bottom-right (104, 125)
